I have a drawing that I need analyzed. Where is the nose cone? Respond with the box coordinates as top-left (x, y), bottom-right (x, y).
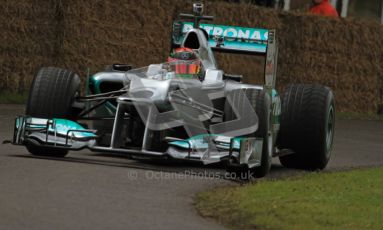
top-left (129, 90), bottom-right (154, 99)
top-left (128, 76), bottom-right (172, 104)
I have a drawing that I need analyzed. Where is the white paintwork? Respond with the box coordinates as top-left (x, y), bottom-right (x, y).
top-left (341, 0), bottom-right (349, 17)
top-left (283, 0), bottom-right (290, 11)
top-left (381, 0), bottom-right (383, 24)
top-left (147, 64), bottom-right (162, 76)
top-left (203, 69), bottom-right (223, 85)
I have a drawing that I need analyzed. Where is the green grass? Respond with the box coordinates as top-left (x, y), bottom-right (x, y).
top-left (196, 168), bottom-right (383, 230)
top-left (0, 91), bottom-right (28, 104)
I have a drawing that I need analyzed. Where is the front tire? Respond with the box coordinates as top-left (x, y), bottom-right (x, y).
top-left (278, 84), bottom-right (335, 170)
top-left (25, 67), bottom-right (81, 157)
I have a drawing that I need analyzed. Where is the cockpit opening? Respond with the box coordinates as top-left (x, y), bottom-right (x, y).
top-left (183, 32), bottom-right (200, 49)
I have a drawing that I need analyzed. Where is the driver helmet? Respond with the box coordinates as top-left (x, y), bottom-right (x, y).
top-left (168, 47), bottom-right (201, 78)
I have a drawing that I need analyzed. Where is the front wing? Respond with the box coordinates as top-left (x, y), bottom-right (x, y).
top-left (12, 116), bottom-right (263, 168)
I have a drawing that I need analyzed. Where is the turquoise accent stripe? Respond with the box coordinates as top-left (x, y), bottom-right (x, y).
top-left (51, 119), bottom-right (96, 138)
top-left (169, 134), bottom-right (243, 150)
top-left (17, 117), bottom-right (96, 139)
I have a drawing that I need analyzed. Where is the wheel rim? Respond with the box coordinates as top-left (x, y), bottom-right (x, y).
top-left (326, 106), bottom-right (335, 154)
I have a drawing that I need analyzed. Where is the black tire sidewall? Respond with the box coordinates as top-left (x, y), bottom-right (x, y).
top-left (26, 67), bottom-right (81, 120)
top-left (25, 67), bottom-right (81, 157)
top-left (278, 84), bottom-right (335, 170)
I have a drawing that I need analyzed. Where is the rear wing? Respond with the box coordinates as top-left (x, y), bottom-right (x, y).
top-left (172, 21), bottom-right (271, 54)
top-left (172, 21), bottom-right (278, 90)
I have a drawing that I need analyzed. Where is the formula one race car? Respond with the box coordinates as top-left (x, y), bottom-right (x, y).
top-left (12, 3), bottom-right (335, 178)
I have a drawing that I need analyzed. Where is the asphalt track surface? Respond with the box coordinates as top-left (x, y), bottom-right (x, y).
top-left (1, 105), bottom-right (382, 230)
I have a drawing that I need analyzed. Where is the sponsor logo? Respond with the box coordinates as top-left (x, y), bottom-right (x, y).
top-left (182, 22), bottom-right (268, 42)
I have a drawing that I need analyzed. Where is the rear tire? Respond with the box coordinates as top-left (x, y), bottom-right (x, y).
top-left (25, 67), bottom-right (82, 157)
top-left (225, 88), bottom-right (272, 178)
top-left (278, 84), bottom-right (335, 170)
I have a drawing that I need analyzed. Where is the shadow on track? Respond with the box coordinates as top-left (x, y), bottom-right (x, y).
top-left (8, 152), bottom-right (304, 182)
